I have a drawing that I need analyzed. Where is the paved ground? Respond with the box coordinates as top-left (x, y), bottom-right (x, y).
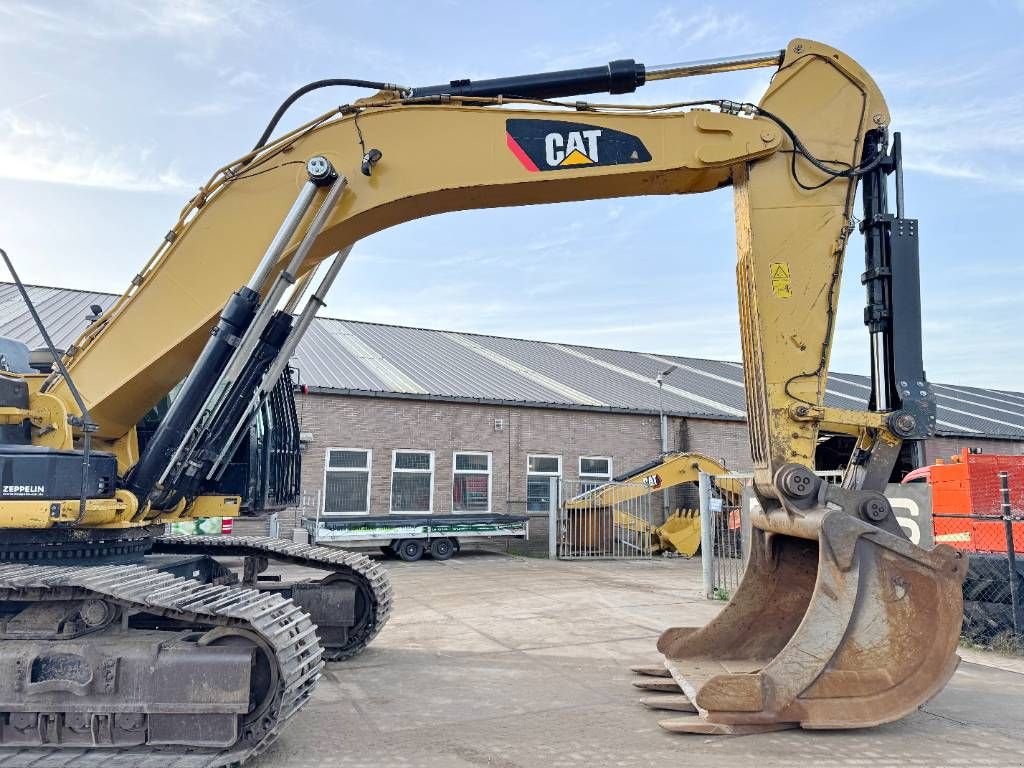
top-left (253, 551), bottom-right (1024, 768)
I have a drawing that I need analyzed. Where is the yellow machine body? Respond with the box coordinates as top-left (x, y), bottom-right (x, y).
top-left (4, 38), bottom-right (964, 734)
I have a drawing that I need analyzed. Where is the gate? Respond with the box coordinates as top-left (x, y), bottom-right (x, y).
top-left (556, 479), bottom-right (653, 559)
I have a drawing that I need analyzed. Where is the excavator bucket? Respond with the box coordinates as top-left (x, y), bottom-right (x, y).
top-left (642, 509), bottom-right (965, 732)
top-left (656, 510), bottom-right (701, 557)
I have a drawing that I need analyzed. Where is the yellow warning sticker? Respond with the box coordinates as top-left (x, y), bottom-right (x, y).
top-left (770, 261), bottom-right (792, 298)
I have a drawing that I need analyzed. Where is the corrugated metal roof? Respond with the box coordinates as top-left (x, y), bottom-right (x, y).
top-left (0, 281), bottom-right (1021, 441)
top-left (0, 283), bottom-right (116, 350)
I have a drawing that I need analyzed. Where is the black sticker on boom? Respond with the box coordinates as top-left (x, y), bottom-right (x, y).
top-left (506, 119), bottom-right (651, 172)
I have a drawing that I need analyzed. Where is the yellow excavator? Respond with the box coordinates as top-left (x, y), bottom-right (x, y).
top-left (564, 452), bottom-right (741, 556)
top-left (0, 37), bottom-right (963, 761)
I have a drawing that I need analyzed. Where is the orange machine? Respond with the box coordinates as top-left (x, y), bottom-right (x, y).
top-left (904, 449), bottom-right (1024, 553)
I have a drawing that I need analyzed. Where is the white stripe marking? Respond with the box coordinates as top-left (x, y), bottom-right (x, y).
top-left (643, 353), bottom-right (746, 390)
top-left (827, 373), bottom-right (871, 390)
top-left (933, 391), bottom-right (1024, 419)
top-left (550, 344), bottom-right (746, 417)
top-left (827, 376), bottom-right (1011, 434)
top-left (331, 323), bottom-right (429, 394)
top-left (444, 333), bottom-right (607, 407)
top-left (933, 383), bottom-right (1024, 412)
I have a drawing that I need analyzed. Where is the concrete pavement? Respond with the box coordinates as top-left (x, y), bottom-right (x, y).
top-left (254, 551), bottom-right (1024, 768)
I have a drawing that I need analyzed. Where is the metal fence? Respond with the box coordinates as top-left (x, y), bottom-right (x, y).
top-left (556, 479), bottom-right (653, 559)
top-left (699, 473), bottom-right (744, 599)
top-left (935, 471), bottom-right (1024, 653)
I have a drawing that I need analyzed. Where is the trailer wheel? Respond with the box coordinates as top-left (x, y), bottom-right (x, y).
top-left (396, 539), bottom-right (425, 562)
top-left (430, 537), bottom-right (455, 561)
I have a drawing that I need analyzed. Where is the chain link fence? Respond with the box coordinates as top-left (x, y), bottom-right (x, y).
top-left (934, 471), bottom-right (1024, 653)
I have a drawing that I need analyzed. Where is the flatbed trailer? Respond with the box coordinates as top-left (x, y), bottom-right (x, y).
top-left (302, 513), bottom-right (529, 561)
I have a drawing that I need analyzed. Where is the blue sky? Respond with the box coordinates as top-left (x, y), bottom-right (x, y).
top-left (0, 0), bottom-right (1022, 388)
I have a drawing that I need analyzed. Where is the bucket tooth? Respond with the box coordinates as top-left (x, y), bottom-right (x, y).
top-left (632, 678), bottom-right (682, 692)
top-left (656, 511), bottom-right (965, 730)
top-left (641, 694), bottom-right (696, 712)
top-left (631, 664), bottom-right (672, 678)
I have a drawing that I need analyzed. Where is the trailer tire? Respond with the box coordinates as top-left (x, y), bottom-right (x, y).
top-left (396, 539), bottom-right (425, 562)
top-left (430, 537), bottom-right (455, 561)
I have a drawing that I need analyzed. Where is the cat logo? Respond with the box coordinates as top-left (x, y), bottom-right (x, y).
top-left (641, 474), bottom-right (662, 490)
top-left (506, 118), bottom-right (651, 173)
top-left (545, 129), bottom-right (602, 167)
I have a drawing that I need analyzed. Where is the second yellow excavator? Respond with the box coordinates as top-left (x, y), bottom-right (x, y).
top-left (565, 452), bottom-right (742, 556)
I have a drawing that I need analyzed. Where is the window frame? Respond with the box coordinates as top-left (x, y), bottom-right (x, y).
top-left (579, 455), bottom-right (613, 483)
top-left (451, 451), bottom-right (492, 514)
top-left (389, 449), bottom-right (435, 514)
top-left (526, 453), bottom-right (562, 512)
top-left (321, 447), bottom-right (372, 516)
top-left (581, 456), bottom-right (610, 493)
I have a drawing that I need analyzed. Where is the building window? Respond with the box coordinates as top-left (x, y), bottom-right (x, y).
top-left (527, 454), bottom-right (561, 512)
top-left (579, 456), bottom-right (612, 492)
top-left (452, 452), bottom-right (492, 513)
top-left (391, 450), bottom-right (434, 513)
top-left (323, 448), bottom-right (371, 514)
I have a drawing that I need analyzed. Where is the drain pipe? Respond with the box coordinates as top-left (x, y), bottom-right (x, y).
top-left (656, 365), bottom-right (677, 521)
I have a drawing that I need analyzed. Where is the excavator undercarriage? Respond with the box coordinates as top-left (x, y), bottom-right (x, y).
top-left (0, 534), bottom-right (391, 762)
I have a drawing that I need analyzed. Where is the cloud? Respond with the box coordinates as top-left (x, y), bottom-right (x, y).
top-left (162, 97), bottom-right (255, 118)
top-left (225, 70), bottom-right (266, 89)
top-left (0, 0), bottom-right (286, 67)
top-left (0, 110), bottom-right (194, 193)
top-left (878, 47), bottom-right (1024, 190)
top-left (651, 6), bottom-right (755, 46)
top-left (527, 40), bottom-right (625, 72)
top-left (0, 0), bottom-right (277, 42)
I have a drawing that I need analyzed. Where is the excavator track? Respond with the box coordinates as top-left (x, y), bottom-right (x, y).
top-left (0, 561), bottom-right (324, 767)
top-left (151, 534), bottom-right (393, 660)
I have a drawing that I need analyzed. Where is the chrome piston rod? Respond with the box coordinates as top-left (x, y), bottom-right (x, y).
top-left (207, 245), bottom-right (354, 479)
top-left (644, 50), bottom-right (783, 82)
top-left (154, 162), bottom-right (343, 491)
top-left (212, 173), bottom-right (348, 396)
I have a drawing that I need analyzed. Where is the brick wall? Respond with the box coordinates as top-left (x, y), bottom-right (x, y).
top-left (245, 392), bottom-right (1021, 550)
top-left (265, 393), bottom-right (753, 549)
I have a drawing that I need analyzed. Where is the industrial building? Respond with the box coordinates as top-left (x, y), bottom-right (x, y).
top-left (3, 281), bottom-right (1023, 551)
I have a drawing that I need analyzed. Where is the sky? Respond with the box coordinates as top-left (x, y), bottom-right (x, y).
top-left (0, 0), bottom-right (1022, 388)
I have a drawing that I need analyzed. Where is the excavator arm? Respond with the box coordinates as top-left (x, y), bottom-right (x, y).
top-left (11, 38), bottom-right (962, 734)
